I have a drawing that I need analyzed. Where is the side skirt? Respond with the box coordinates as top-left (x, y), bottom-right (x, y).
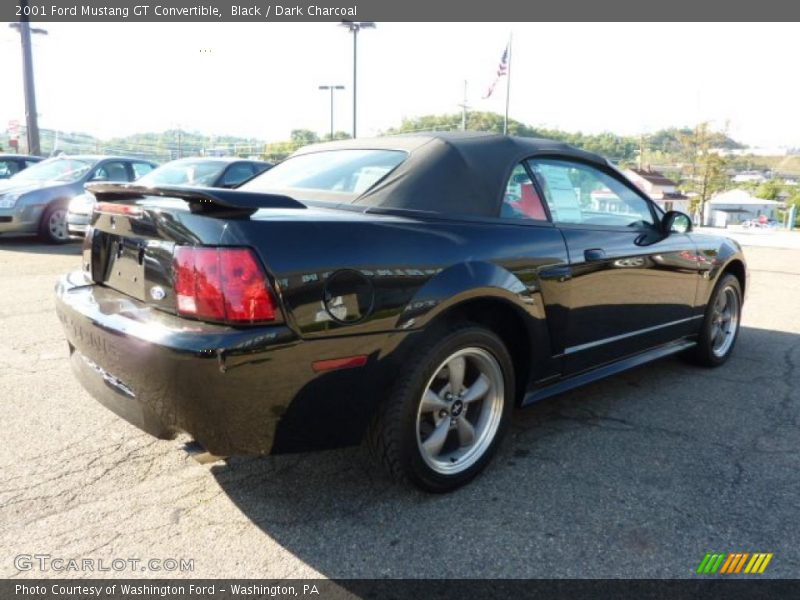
top-left (522, 339), bottom-right (697, 407)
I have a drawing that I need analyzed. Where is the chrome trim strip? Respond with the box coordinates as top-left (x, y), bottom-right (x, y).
top-left (564, 315), bottom-right (703, 355)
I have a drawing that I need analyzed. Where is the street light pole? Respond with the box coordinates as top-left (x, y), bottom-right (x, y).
top-left (352, 30), bottom-right (357, 137)
top-left (9, 1), bottom-right (48, 156)
top-left (339, 21), bottom-right (375, 139)
top-left (318, 85), bottom-right (345, 141)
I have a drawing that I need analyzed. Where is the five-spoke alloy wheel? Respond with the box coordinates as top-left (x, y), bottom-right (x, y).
top-left (416, 348), bottom-right (505, 475)
top-left (710, 285), bottom-right (740, 358)
top-left (686, 273), bottom-right (743, 367)
top-left (368, 324), bottom-right (514, 493)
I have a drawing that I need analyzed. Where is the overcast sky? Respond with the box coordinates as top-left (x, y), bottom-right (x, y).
top-left (0, 22), bottom-right (797, 148)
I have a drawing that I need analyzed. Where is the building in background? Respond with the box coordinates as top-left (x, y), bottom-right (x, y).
top-left (732, 171), bottom-right (769, 184)
top-left (703, 189), bottom-right (782, 227)
top-left (624, 167), bottom-right (691, 213)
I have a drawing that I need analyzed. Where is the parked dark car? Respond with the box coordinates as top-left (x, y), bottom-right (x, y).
top-left (55, 133), bottom-right (746, 492)
top-left (0, 154), bottom-right (43, 179)
top-left (0, 155), bottom-right (157, 243)
top-left (67, 157), bottom-right (272, 238)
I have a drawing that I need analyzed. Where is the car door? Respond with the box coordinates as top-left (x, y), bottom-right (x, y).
top-left (527, 157), bottom-right (701, 374)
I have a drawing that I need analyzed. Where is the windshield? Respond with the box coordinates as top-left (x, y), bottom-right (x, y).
top-left (138, 160), bottom-right (228, 187)
top-left (12, 158), bottom-right (93, 183)
top-left (240, 149), bottom-right (406, 197)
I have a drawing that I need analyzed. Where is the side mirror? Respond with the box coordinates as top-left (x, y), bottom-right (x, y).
top-left (663, 210), bottom-right (692, 234)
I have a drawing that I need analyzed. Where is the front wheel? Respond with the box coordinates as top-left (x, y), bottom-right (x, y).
top-left (686, 273), bottom-right (743, 367)
top-left (368, 324), bottom-right (514, 493)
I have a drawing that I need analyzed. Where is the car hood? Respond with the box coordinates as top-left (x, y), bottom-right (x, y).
top-left (0, 179), bottom-right (80, 200)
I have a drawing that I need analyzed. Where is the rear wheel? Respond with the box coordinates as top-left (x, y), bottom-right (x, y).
top-left (368, 324), bottom-right (514, 492)
top-left (686, 273), bottom-right (742, 367)
top-left (39, 201), bottom-right (70, 244)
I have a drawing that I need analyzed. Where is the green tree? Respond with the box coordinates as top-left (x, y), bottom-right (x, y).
top-left (675, 123), bottom-right (731, 218)
top-left (755, 180), bottom-right (782, 200)
top-left (289, 129), bottom-right (320, 146)
top-left (322, 131), bottom-right (352, 142)
top-left (385, 112), bottom-right (640, 162)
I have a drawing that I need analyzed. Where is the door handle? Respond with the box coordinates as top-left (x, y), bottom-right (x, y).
top-left (584, 248), bottom-right (606, 261)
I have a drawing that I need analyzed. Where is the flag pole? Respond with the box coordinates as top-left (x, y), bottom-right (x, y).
top-left (503, 32), bottom-right (512, 135)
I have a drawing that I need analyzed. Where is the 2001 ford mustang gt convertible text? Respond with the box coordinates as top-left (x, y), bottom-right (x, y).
top-left (56, 133), bottom-right (746, 492)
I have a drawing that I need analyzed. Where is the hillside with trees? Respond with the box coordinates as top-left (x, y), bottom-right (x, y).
top-left (384, 112), bottom-right (744, 164)
top-left (3, 114), bottom-right (796, 223)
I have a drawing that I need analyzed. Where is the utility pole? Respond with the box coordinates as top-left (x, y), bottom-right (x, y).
top-left (457, 80), bottom-right (470, 131)
top-left (339, 21), bottom-right (375, 139)
top-left (9, 1), bottom-right (48, 156)
top-left (318, 85), bottom-right (345, 140)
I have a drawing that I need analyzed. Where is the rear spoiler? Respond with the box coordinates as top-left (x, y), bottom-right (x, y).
top-left (85, 183), bottom-right (306, 217)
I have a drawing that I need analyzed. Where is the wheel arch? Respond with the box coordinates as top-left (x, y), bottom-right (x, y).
top-left (721, 258), bottom-right (746, 298)
top-left (425, 296), bottom-right (537, 405)
top-left (396, 261), bottom-right (541, 329)
top-left (41, 195), bottom-right (72, 217)
top-left (396, 261), bottom-right (554, 405)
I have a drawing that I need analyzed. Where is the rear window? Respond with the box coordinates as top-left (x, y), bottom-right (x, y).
top-left (240, 149), bottom-right (406, 198)
top-left (139, 160), bottom-right (227, 187)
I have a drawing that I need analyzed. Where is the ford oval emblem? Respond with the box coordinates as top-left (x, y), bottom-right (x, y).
top-left (150, 286), bottom-right (166, 301)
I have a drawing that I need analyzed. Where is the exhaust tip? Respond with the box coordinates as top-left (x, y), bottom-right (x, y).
top-left (181, 440), bottom-right (227, 465)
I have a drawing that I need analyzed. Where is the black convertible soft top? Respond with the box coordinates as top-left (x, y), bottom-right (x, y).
top-left (291, 132), bottom-right (613, 217)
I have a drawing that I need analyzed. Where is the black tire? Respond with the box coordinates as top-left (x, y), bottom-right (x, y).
top-left (367, 323), bottom-right (515, 493)
top-left (38, 201), bottom-right (71, 244)
top-left (685, 273), bottom-right (743, 367)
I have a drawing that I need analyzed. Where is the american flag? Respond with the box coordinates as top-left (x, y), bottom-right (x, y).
top-left (482, 45), bottom-right (509, 99)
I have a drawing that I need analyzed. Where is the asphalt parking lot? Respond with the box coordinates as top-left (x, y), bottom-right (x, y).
top-left (0, 233), bottom-right (798, 579)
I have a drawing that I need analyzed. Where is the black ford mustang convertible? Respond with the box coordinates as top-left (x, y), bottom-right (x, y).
top-left (56, 133), bottom-right (746, 492)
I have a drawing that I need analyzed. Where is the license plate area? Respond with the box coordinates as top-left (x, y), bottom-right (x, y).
top-left (97, 234), bottom-right (147, 301)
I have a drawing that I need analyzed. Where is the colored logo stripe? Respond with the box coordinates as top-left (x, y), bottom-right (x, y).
top-left (745, 553), bottom-right (773, 574)
top-left (696, 553), bottom-right (725, 574)
top-left (697, 552), bottom-right (773, 574)
top-left (720, 553), bottom-right (748, 573)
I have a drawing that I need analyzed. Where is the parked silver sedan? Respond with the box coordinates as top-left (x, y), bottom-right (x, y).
top-left (0, 155), bottom-right (156, 243)
top-left (67, 157), bottom-right (272, 238)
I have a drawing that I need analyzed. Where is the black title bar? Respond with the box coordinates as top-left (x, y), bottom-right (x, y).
top-left (5, 579), bottom-right (800, 600)
top-left (3, 0), bottom-right (800, 22)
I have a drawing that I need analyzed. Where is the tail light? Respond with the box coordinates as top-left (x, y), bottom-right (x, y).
top-left (172, 246), bottom-right (277, 323)
top-left (94, 202), bottom-right (143, 217)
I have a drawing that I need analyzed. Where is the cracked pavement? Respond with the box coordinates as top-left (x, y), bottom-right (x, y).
top-left (0, 234), bottom-right (798, 579)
